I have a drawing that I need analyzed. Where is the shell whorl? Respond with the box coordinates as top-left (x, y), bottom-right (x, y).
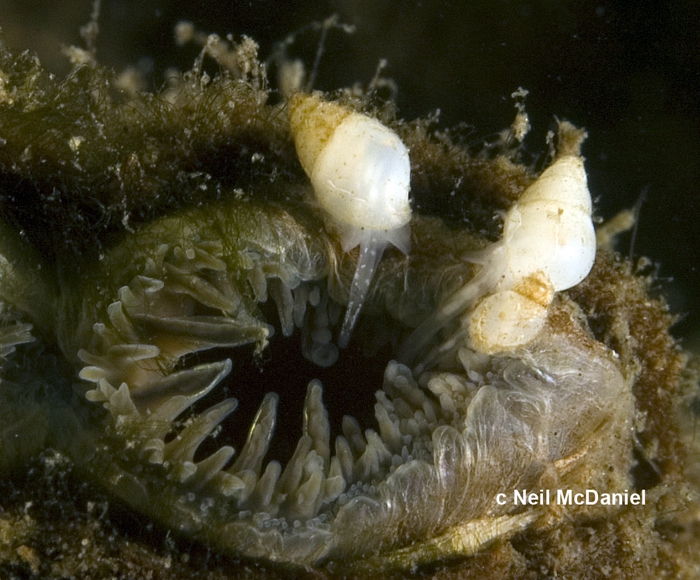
top-left (503, 154), bottom-right (596, 292)
top-left (289, 93), bottom-right (411, 233)
top-left (517, 155), bottom-right (591, 212)
top-left (289, 93), bottom-right (353, 182)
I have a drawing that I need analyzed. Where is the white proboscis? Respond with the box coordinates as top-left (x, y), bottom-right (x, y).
top-left (401, 151), bottom-right (596, 361)
top-left (289, 93), bottom-right (412, 348)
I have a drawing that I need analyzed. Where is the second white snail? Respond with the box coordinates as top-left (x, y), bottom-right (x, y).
top-left (401, 132), bottom-right (596, 360)
top-left (289, 93), bottom-right (412, 349)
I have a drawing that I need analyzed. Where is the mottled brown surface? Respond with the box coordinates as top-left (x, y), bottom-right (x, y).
top-left (569, 251), bottom-right (687, 482)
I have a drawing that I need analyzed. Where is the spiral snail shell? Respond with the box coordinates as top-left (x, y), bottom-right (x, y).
top-left (289, 93), bottom-right (412, 348)
top-left (498, 152), bottom-right (595, 292)
top-left (401, 140), bottom-right (596, 359)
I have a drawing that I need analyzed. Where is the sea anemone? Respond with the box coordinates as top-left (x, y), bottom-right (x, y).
top-left (0, 32), bottom-right (694, 579)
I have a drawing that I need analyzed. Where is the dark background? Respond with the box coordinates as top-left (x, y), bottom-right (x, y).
top-left (2, 0), bottom-right (699, 347)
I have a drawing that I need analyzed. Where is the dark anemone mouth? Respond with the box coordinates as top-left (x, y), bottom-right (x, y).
top-left (188, 308), bottom-right (396, 468)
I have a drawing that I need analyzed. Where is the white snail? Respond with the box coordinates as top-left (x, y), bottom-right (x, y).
top-left (401, 141), bottom-right (596, 359)
top-left (289, 93), bottom-right (412, 348)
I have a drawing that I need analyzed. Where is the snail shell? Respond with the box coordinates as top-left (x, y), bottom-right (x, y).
top-left (500, 154), bottom-right (595, 293)
top-left (468, 153), bottom-right (596, 354)
top-left (289, 93), bottom-right (412, 348)
top-left (468, 271), bottom-right (554, 354)
top-left (400, 146), bottom-right (596, 360)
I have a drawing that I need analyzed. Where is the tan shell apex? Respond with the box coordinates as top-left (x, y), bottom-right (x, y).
top-left (288, 93), bottom-right (353, 178)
